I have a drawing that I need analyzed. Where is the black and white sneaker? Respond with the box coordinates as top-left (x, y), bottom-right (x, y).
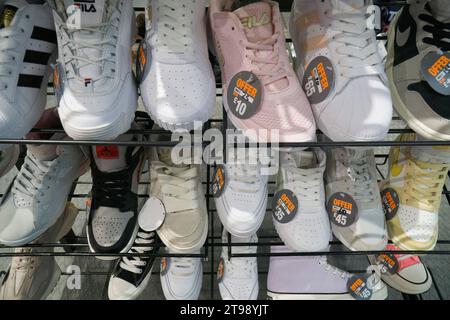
top-left (108, 229), bottom-right (159, 300)
top-left (87, 134), bottom-right (144, 259)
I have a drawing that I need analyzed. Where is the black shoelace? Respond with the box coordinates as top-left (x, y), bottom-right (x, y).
top-left (92, 169), bottom-right (132, 211)
top-left (420, 13), bottom-right (450, 51)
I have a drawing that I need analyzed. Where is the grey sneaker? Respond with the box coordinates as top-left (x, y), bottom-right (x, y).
top-left (386, 0), bottom-right (450, 140)
top-left (325, 147), bottom-right (387, 251)
top-left (0, 145), bottom-right (19, 178)
top-left (267, 246), bottom-right (388, 300)
top-left (0, 202), bottom-right (78, 300)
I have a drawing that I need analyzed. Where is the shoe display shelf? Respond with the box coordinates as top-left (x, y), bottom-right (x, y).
top-left (0, 0), bottom-right (449, 300)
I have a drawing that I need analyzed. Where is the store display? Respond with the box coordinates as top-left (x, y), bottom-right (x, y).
top-left (325, 147), bottom-right (387, 251)
top-left (87, 135), bottom-right (145, 258)
top-left (218, 230), bottom-right (259, 300)
top-left (386, 0), bottom-right (450, 141)
top-left (49, 0), bottom-right (137, 141)
top-left (273, 149), bottom-right (331, 252)
top-left (108, 228), bottom-right (159, 300)
top-left (0, 145), bottom-right (19, 178)
top-left (214, 158), bottom-right (268, 237)
top-left (267, 246), bottom-right (388, 300)
top-left (139, 0), bottom-right (216, 131)
top-left (160, 251), bottom-right (203, 300)
top-left (0, 202), bottom-right (78, 300)
top-left (290, 0), bottom-right (392, 142)
top-left (209, 0), bottom-right (316, 143)
top-left (0, 0), bottom-right (56, 149)
top-left (382, 134), bottom-right (450, 251)
top-left (149, 147), bottom-right (208, 254)
top-left (368, 244), bottom-right (433, 295)
top-left (0, 133), bottom-right (89, 246)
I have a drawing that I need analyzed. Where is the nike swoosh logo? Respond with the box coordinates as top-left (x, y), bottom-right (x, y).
top-left (396, 25), bottom-right (411, 48)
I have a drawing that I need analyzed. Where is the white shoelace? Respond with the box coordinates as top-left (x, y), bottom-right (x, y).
top-left (150, 0), bottom-right (195, 53)
top-left (58, 3), bottom-right (119, 84)
top-left (346, 155), bottom-right (376, 204)
top-left (13, 248), bottom-right (34, 271)
top-left (171, 258), bottom-right (196, 276)
top-left (328, 2), bottom-right (382, 79)
top-left (287, 168), bottom-right (322, 202)
top-left (13, 155), bottom-right (54, 202)
top-left (227, 164), bottom-right (261, 193)
top-left (318, 256), bottom-right (349, 279)
top-left (119, 231), bottom-right (155, 274)
top-left (0, 27), bottom-right (20, 91)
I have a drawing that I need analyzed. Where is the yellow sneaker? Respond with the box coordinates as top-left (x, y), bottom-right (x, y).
top-left (382, 134), bottom-right (450, 251)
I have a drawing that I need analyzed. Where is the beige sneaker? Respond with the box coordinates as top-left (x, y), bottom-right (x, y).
top-left (0, 203), bottom-right (78, 300)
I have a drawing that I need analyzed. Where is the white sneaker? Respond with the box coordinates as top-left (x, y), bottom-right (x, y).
top-left (160, 252), bottom-right (203, 300)
top-left (290, 0), bottom-right (392, 142)
top-left (149, 148), bottom-right (208, 254)
top-left (49, 0), bottom-right (137, 140)
top-left (214, 159), bottom-right (268, 237)
top-left (0, 134), bottom-right (89, 246)
top-left (274, 149), bottom-right (331, 252)
top-left (325, 147), bottom-right (387, 251)
top-left (140, 0), bottom-right (216, 131)
top-left (218, 230), bottom-right (258, 300)
top-left (0, 1), bottom-right (56, 150)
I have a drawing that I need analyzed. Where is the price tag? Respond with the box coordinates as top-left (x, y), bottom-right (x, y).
top-left (227, 71), bottom-right (262, 119)
top-left (272, 189), bottom-right (298, 224)
top-left (327, 193), bottom-right (358, 227)
top-left (421, 52), bottom-right (450, 95)
top-left (302, 56), bottom-right (335, 104)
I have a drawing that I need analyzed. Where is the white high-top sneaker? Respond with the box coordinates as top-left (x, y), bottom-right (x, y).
top-left (49, 0), bottom-right (137, 141)
top-left (290, 0), bottom-right (392, 142)
top-left (0, 135), bottom-right (89, 246)
top-left (218, 230), bottom-right (259, 300)
top-left (139, 0), bottom-right (216, 131)
top-left (274, 149), bottom-right (331, 252)
top-left (0, 0), bottom-right (57, 150)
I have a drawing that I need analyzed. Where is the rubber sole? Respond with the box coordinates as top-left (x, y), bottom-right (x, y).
top-left (267, 285), bottom-right (388, 300)
top-left (108, 266), bottom-right (154, 300)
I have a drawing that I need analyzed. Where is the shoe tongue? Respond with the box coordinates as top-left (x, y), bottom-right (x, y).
top-left (28, 144), bottom-right (58, 161)
top-left (331, 0), bottom-right (365, 11)
top-left (0, 3), bottom-right (18, 29)
top-left (234, 2), bottom-right (273, 43)
top-left (63, 0), bottom-right (107, 27)
top-left (429, 0), bottom-right (450, 20)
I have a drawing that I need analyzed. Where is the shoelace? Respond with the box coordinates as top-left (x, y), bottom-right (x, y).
top-left (13, 155), bottom-right (54, 201)
top-left (151, 0), bottom-right (195, 53)
top-left (346, 155), bottom-right (376, 204)
top-left (318, 256), bottom-right (349, 279)
top-left (403, 158), bottom-right (449, 210)
top-left (0, 27), bottom-right (20, 91)
top-left (59, 3), bottom-right (119, 84)
top-left (227, 164), bottom-right (261, 193)
top-left (119, 230), bottom-right (155, 274)
top-left (13, 248), bottom-right (35, 271)
top-left (225, 233), bottom-right (257, 277)
top-left (285, 162), bottom-right (323, 202)
top-left (171, 257), bottom-right (196, 276)
top-left (92, 168), bottom-right (131, 210)
top-left (420, 13), bottom-right (450, 51)
top-left (328, 2), bottom-right (382, 78)
top-left (242, 33), bottom-right (287, 86)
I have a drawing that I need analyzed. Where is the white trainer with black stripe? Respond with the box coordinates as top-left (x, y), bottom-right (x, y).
top-left (0, 0), bottom-right (57, 150)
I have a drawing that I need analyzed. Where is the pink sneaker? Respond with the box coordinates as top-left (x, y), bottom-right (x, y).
top-left (209, 0), bottom-right (316, 143)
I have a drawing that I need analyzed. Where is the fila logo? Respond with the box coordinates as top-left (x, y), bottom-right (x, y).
top-left (240, 14), bottom-right (270, 29)
top-left (74, 0), bottom-right (97, 13)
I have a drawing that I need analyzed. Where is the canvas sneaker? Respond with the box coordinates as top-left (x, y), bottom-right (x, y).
top-left (218, 230), bottom-right (259, 300)
top-left (0, 0), bottom-right (57, 150)
top-left (139, 0), bottom-right (216, 132)
top-left (274, 149), bottom-right (331, 252)
top-left (0, 134), bottom-right (89, 246)
top-left (386, 0), bottom-right (450, 141)
top-left (382, 133), bottom-right (450, 251)
top-left (214, 157), bottom-right (268, 237)
top-left (290, 0), bottom-right (392, 142)
top-left (0, 202), bottom-right (78, 300)
top-left (149, 147), bottom-right (208, 254)
top-left (325, 147), bottom-right (387, 251)
top-left (267, 246), bottom-right (388, 300)
top-left (49, 0), bottom-right (137, 141)
top-left (160, 251), bottom-right (203, 300)
top-left (108, 227), bottom-right (159, 300)
top-left (209, 0), bottom-right (316, 143)
top-left (87, 135), bottom-right (145, 259)
top-left (368, 244), bottom-right (432, 295)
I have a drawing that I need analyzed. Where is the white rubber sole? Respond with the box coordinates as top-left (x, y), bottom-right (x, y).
top-left (267, 286), bottom-right (388, 300)
top-left (380, 274), bottom-right (432, 295)
top-left (386, 12), bottom-right (450, 141)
